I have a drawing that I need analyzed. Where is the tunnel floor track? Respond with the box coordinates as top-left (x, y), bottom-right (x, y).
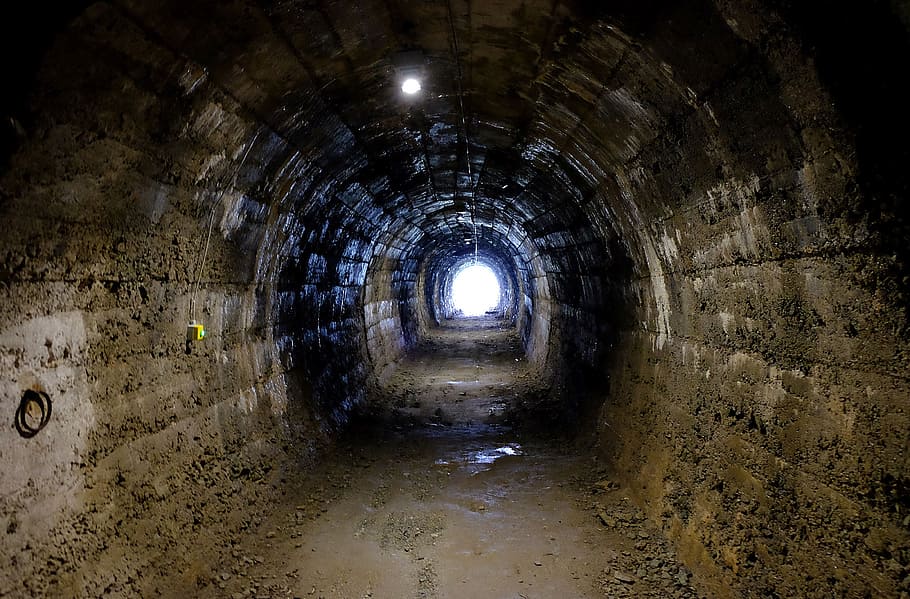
top-left (189, 319), bottom-right (704, 598)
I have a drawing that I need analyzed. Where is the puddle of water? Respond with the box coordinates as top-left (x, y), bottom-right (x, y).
top-left (487, 403), bottom-right (506, 416)
top-left (434, 443), bottom-right (523, 470)
top-left (467, 443), bottom-right (523, 465)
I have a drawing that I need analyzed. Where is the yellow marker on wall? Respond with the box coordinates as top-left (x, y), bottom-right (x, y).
top-left (186, 321), bottom-right (206, 341)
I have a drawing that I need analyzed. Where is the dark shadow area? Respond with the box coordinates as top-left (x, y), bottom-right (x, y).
top-left (0, 3), bottom-right (95, 169)
top-left (782, 0), bottom-right (910, 326)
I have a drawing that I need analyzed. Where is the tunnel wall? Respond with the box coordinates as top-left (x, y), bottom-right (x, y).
top-left (1, 1), bottom-right (907, 597)
top-left (363, 248), bottom-right (419, 385)
top-left (589, 4), bottom-right (910, 596)
top-left (0, 5), bottom-right (383, 594)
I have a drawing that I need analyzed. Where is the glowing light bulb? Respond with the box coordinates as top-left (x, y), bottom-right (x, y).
top-left (401, 78), bottom-right (421, 95)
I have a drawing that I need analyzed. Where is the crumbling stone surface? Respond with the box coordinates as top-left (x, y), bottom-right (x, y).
top-left (1, 0), bottom-right (908, 597)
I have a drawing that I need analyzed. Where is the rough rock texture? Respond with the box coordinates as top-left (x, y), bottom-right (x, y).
top-left (592, 4), bottom-right (910, 597)
top-left (1, 0), bottom-right (908, 597)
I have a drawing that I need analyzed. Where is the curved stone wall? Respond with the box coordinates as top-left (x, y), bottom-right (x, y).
top-left (1, 1), bottom-right (907, 596)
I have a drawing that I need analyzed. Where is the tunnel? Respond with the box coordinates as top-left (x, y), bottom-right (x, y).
top-left (1, 0), bottom-right (909, 597)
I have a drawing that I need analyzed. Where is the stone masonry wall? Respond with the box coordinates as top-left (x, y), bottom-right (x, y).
top-left (594, 5), bottom-right (910, 596)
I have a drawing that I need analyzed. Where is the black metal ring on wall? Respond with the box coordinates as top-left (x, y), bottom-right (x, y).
top-left (14, 389), bottom-right (52, 438)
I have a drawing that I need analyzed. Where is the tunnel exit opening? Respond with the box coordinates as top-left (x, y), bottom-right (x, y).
top-left (451, 262), bottom-right (501, 317)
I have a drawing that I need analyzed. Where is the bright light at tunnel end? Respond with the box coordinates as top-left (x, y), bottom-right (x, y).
top-left (401, 78), bottom-right (421, 95)
top-left (452, 263), bottom-right (500, 316)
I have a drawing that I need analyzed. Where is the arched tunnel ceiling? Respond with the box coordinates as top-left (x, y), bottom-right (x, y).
top-left (2, 0), bottom-right (905, 418)
top-left (67, 0), bottom-right (751, 265)
top-left (2, 1), bottom-right (910, 597)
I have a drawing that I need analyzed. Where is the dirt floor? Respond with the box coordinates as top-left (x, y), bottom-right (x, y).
top-left (191, 319), bottom-right (706, 599)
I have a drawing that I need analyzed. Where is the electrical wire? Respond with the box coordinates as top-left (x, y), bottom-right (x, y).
top-left (186, 66), bottom-right (377, 330)
top-left (189, 131), bottom-right (261, 323)
top-left (446, 0), bottom-right (478, 264)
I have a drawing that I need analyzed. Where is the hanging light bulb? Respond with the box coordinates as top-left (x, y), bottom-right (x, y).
top-left (392, 50), bottom-right (425, 96)
top-left (401, 77), bottom-right (421, 95)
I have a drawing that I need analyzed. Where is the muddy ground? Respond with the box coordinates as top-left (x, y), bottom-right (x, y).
top-left (177, 318), bottom-right (707, 598)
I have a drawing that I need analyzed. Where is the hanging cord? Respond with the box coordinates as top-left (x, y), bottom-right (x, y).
top-left (187, 72), bottom-right (355, 322)
top-left (446, 1), bottom-right (478, 264)
top-left (189, 132), bottom-right (260, 323)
